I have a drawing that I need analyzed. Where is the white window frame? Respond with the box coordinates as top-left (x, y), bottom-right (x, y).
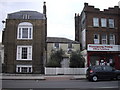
top-left (17, 22), bottom-right (33, 39)
top-left (109, 34), bottom-right (115, 45)
top-left (23, 14), bottom-right (30, 19)
top-left (16, 45), bottom-right (32, 60)
top-left (108, 19), bottom-right (114, 28)
top-left (93, 18), bottom-right (99, 27)
top-left (101, 34), bottom-right (107, 44)
top-left (101, 18), bottom-right (107, 27)
top-left (16, 65), bottom-right (32, 73)
top-left (94, 34), bottom-right (100, 44)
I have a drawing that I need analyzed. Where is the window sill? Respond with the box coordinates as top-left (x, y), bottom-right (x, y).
top-left (17, 39), bottom-right (33, 40)
top-left (93, 26), bottom-right (99, 28)
top-left (16, 59), bottom-right (32, 61)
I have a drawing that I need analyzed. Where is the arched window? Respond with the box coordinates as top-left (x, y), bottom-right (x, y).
top-left (17, 22), bottom-right (33, 39)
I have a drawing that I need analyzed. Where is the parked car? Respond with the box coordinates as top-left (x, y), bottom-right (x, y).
top-left (86, 65), bottom-right (120, 82)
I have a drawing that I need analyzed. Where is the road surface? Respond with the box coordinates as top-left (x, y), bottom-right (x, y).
top-left (2, 79), bottom-right (120, 90)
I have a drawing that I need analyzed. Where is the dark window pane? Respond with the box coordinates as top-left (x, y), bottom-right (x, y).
top-left (21, 67), bottom-right (27, 73)
top-left (22, 47), bottom-right (27, 59)
top-left (54, 43), bottom-right (59, 48)
top-left (68, 43), bottom-right (72, 48)
top-left (18, 67), bottom-right (20, 72)
top-left (22, 28), bottom-right (28, 38)
top-left (19, 28), bottom-right (21, 38)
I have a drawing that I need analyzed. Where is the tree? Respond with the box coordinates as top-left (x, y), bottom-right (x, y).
top-left (70, 51), bottom-right (85, 68)
top-left (46, 49), bottom-right (65, 67)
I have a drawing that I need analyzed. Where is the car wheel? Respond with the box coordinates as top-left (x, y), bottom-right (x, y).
top-left (92, 76), bottom-right (98, 82)
top-left (117, 75), bottom-right (120, 80)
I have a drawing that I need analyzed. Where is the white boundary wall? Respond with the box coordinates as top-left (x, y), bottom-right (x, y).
top-left (45, 67), bottom-right (87, 75)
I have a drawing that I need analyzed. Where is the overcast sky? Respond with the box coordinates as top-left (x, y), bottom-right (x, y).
top-left (0, 0), bottom-right (120, 42)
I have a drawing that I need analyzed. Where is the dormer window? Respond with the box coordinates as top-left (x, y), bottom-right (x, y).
top-left (23, 14), bottom-right (30, 19)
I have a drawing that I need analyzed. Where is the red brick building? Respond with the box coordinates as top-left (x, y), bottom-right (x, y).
top-left (75, 3), bottom-right (120, 69)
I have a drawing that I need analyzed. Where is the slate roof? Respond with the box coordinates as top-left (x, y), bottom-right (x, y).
top-left (7, 11), bottom-right (45, 19)
top-left (47, 37), bottom-right (79, 44)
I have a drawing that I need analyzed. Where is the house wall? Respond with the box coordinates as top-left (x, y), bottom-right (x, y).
top-left (46, 43), bottom-right (80, 64)
top-left (3, 19), bottom-right (46, 73)
top-left (83, 5), bottom-right (118, 44)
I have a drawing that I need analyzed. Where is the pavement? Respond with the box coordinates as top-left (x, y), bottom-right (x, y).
top-left (0, 73), bottom-right (86, 80)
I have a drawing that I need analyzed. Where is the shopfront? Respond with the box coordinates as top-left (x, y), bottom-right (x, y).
top-left (87, 44), bottom-right (120, 70)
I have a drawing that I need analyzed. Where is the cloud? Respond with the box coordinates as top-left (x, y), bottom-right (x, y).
top-left (0, 31), bottom-right (2, 42)
top-left (47, 21), bottom-right (74, 40)
top-left (0, 0), bottom-right (42, 2)
top-left (0, 0), bottom-right (119, 42)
